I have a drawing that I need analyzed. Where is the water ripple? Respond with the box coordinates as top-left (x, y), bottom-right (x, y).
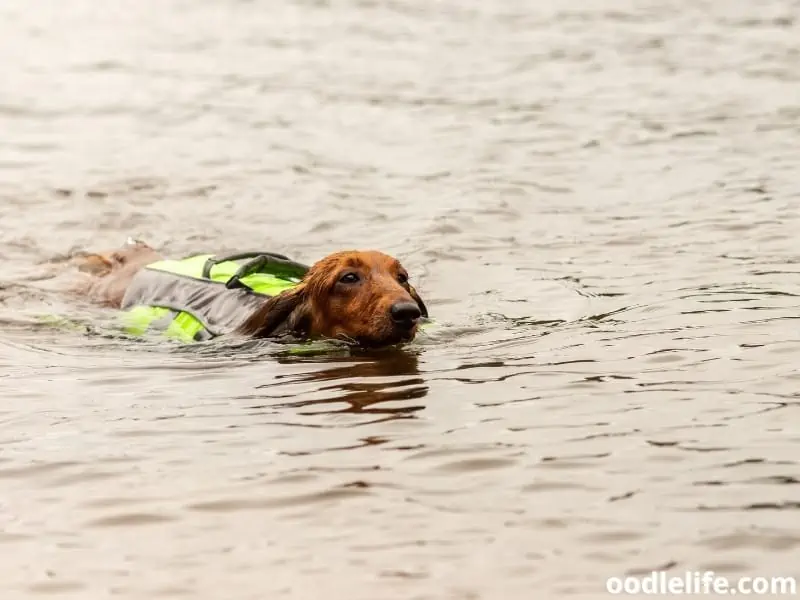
top-left (3, 0), bottom-right (800, 597)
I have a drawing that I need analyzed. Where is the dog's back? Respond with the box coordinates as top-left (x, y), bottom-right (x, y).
top-left (73, 240), bottom-right (162, 307)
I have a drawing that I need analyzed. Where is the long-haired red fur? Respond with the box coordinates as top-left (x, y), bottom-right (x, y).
top-left (237, 250), bottom-right (427, 347)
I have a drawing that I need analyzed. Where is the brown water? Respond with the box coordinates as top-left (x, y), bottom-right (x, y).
top-left (2, 1), bottom-right (800, 598)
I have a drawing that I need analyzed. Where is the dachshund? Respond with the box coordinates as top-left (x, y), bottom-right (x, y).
top-left (72, 240), bottom-right (428, 348)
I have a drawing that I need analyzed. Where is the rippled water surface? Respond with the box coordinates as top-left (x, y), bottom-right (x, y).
top-left (2, 0), bottom-right (800, 598)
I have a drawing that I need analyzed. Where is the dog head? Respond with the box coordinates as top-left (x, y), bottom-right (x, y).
top-left (238, 250), bottom-right (428, 348)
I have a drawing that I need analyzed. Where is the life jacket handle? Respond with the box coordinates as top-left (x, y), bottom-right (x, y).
top-left (201, 252), bottom-right (310, 291)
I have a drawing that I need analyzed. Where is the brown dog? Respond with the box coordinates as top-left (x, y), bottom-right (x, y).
top-left (73, 241), bottom-right (428, 348)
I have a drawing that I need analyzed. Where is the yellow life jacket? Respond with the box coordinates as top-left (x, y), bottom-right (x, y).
top-left (119, 251), bottom-right (309, 343)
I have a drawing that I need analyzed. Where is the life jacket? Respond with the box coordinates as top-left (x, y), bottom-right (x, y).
top-left (119, 251), bottom-right (310, 343)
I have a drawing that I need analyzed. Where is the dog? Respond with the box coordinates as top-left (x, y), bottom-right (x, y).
top-left (72, 239), bottom-right (428, 348)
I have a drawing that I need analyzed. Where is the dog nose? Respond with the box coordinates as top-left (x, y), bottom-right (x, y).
top-left (390, 301), bottom-right (421, 325)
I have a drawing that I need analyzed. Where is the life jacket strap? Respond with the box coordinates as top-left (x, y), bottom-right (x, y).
top-left (201, 252), bottom-right (310, 291)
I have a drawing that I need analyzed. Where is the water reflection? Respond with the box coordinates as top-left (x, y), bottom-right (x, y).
top-left (242, 349), bottom-right (428, 422)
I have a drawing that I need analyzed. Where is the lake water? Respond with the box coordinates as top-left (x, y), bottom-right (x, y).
top-left (2, 0), bottom-right (800, 598)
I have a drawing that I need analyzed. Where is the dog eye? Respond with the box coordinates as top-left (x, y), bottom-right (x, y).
top-left (397, 273), bottom-right (409, 284)
top-left (339, 272), bottom-right (360, 284)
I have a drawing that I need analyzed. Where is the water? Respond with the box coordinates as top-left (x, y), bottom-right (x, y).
top-left (2, 0), bottom-right (800, 598)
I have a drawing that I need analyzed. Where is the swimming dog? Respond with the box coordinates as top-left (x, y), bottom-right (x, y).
top-left (72, 240), bottom-right (428, 348)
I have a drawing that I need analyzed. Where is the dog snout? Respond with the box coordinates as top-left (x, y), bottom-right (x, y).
top-left (390, 301), bottom-right (421, 328)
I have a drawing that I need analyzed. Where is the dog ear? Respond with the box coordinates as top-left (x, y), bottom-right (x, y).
top-left (408, 285), bottom-right (429, 318)
top-left (236, 286), bottom-right (311, 339)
